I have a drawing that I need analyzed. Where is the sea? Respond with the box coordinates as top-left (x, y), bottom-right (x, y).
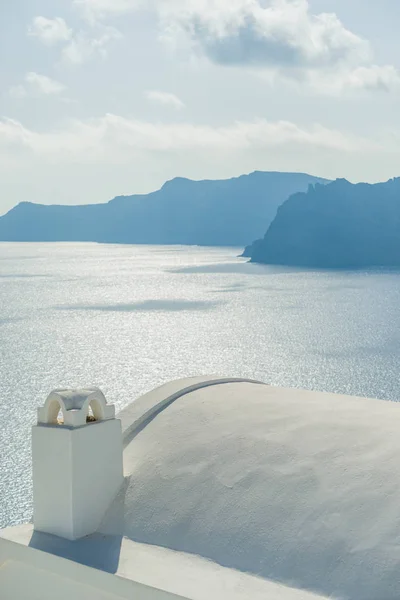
top-left (1, 242), bottom-right (400, 528)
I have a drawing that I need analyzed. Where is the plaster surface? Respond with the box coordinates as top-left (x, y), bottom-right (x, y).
top-left (4, 377), bottom-right (400, 599)
top-left (0, 527), bottom-right (188, 600)
top-left (0, 524), bottom-right (326, 600)
top-left (109, 380), bottom-right (400, 600)
top-left (32, 417), bottom-right (123, 540)
top-left (118, 375), bottom-right (264, 447)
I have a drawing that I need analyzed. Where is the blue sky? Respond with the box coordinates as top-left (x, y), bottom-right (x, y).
top-left (1, 0), bottom-right (400, 212)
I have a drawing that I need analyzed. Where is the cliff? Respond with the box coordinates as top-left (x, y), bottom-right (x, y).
top-left (0, 171), bottom-right (327, 246)
top-left (246, 178), bottom-right (400, 268)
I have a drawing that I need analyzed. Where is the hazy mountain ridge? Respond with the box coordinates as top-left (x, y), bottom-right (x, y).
top-left (246, 177), bottom-right (400, 268)
top-left (0, 171), bottom-right (328, 246)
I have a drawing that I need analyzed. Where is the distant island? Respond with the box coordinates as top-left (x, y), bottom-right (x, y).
top-left (0, 172), bottom-right (328, 246)
top-left (245, 178), bottom-right (400, 268)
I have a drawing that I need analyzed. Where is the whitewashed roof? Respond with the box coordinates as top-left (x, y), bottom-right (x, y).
top-left (100, 376), bottom-right (400, 600)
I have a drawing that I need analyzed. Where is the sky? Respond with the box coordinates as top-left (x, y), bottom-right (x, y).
top-left (1, 0), bottom-right (400, 213)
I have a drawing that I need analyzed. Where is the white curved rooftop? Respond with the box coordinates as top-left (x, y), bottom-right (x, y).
top-left (3, 376), bottom-right (400, 599)
top-left (110, 376), bottom-right (400, 600)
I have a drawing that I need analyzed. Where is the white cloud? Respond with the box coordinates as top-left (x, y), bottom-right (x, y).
top-left (158, 0), bottom-right (400, 93)
top-left (25, 72), bottom-right (66, 95)
top-left (62, 26), bottom-right (122, 64)
top-left (0, 114), bottom-right (378, 163)
top-left (28, 14), bottom-right (121, 65)
top-left (73, 0), bottom-right (400, 94)
top-left (8, 73), bottom-right (66, 100)
top-left (74, 0), bottom-right (141, 21)
top-left (267, 63), bottom-right (400, 95)
top-left (302, 64), bottom-right (400, 95)
top-left (344, 65), bottom-right (400, 92)
top-left (28, 16), bottom-right (72, 45)
top-left (145, 90), bottom-right (185, 110)
top-left (160, 0), bottom-right (369, 69)
top-left (72, 0), bottom-right (369, 71)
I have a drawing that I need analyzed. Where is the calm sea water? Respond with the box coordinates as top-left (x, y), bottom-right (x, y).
top-left (1, 242), bottom-right (400, 527)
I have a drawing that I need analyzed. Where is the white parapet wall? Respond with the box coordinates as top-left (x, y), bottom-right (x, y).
top-left (0, 532), bottom-right (190, 600)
